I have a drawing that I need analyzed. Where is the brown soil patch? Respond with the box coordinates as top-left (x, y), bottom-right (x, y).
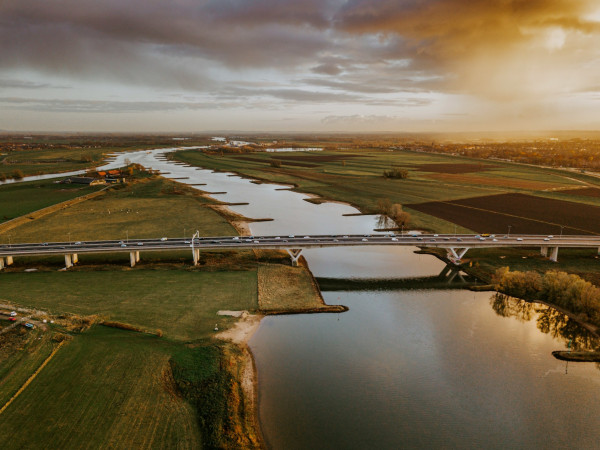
top-left (415, 163), bottom-right (497, 174)
top-left (560, 187), bottom-right (600, 198)
top-left (234, 156), bottom-right (317, 168)
top-left (425, 173), bottom-right (566, 190)
top-left (408, 193), bottom-right (600, 235)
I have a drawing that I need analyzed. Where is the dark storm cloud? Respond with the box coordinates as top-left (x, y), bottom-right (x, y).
top-left (1, 0), bottom-right (599, 108)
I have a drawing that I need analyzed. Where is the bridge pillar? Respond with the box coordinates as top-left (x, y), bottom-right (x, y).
top-left (129, 252), bottom-right (137, 267)
top-left (192, 248), bottom-right (200, 266)
top-left (446, 247), bottom-right (470, 266)
top-left (597, 247), bottom-right (600, 256)
top-left (72, 253), bottom-right (78, 264)
top-left (6, 256), bottom-right (13, 266)
top-left (0, 258), bottom-right (4, 270)
top-left (135, 251), bottom-right (140, 262)
top-left (549, 247), bottom-right (559, 262)
top-left (64, 254), bottom-right (73, 268)
top-left (286, 249), bottom-right (303, 267)
top-left (540, 247), bottom-right (548, 257)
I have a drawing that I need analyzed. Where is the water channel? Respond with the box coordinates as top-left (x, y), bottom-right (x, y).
top-left (10, 148), bottom-right (600, 448)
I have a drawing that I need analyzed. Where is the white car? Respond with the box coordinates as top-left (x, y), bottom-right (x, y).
top-left (254, 240), bottom-right (259, 244)
top-left (362, 238), bottom-right (368, 241)
top-left (391, 238), bottom-right (398, 241)
top-left (137, 242), bottom-right (143, 246)
top-left (10, 311), bottom-right (17, 317)
top-left (160, 237), bottom-right (168, 241)
top-left (516, 238), bottom-right (523, 241)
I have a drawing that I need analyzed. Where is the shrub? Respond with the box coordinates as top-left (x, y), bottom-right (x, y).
top-left (270, 159), bottom-right (282, 168)
top-left (383, 167), bottom-right (409, 179)
top-left (11, 169), bottom-right (24, 180)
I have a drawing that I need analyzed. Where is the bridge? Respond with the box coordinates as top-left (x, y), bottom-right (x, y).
top-left (1, 233), bottom-right (600, 270)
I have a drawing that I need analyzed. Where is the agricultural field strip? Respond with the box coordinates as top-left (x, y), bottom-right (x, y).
top-left (2, 234), bottom-right (600, 258)
top-left (426, 201), bottom-right (598, 235)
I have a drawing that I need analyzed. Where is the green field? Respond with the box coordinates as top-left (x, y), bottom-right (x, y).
top-left (0, 270), bottom-right (257, 340)
top-left (0, 175), bottom-right (236, 244)
top-left (0, 326), bottom-right (203, 449)
top-left (0, 178), bottom-right (104, 225)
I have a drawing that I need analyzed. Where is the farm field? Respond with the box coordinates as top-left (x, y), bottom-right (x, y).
top-left (408, 193), bottom-right (600, 235)
top-left (0, 177), bottom-right (104, 225)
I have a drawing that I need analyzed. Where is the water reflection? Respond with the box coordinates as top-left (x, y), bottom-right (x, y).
top-left (490, 293), bottom-right (599, 354)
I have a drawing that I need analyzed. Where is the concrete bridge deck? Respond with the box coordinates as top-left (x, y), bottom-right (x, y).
top-left (1, 233), bottom-right (600, 269)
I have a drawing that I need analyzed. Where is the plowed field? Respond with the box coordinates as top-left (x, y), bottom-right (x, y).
top-left (408, 193), bottom-right (600, 235)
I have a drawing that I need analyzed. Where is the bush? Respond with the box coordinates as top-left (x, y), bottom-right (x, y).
top-left (11, 169), bottom-right (24, 180)
top-left (383, 167), bottom-right (409, 179)
top-left (270, 159), bottom-right (282, 168)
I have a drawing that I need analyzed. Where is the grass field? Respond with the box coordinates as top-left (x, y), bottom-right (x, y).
top-left (0, 326), bottom-right (203, 449)
top-left (0, 178), bottom-right (104, 224)
top-left (0, 176), bottom-right (237, 244)
top-left (0, 270), bottom-right (258, 340)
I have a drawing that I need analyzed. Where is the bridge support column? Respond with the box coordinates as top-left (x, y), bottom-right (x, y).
top-left (597, 247), bottom-right (600, 256)
top-left (72, 253), bottom-right (78, 264)
top-left (135, 251), bottom-right (140, 262)
top-left (130, 252), bottom-right (137, 267)
top-left (549, 247), bottom-right (559, 262)
top-left (286, 249), bottom-right (303, 267)
top-left (6, 256), bottom-right (13, 266)
top-left (192, 248), bottom-right (200, 266)
top-left (64, 254), bottom-right (73, 268)
top-left (540, 247), bottom-right (548, 257)
top-left (0, 258), bottom-right (4, 270)
top-left (446, 247), bottom-right (470, 266)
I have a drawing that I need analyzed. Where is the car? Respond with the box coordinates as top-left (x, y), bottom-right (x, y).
top-left (119, 241), bottom-right (123, 244)
top-left (417, 237), bottom-right (423, 241)
top-left (364, 234), bottom-right (371, 237)
top-left (391, 238), bottom-right (398, 241)
top-left (137, 242), bottom-right (143, 246)
top-left (479, 237), bottom-right (486, 241)
top-left (275, 236), bottom-right (281, 239)
top-left (212, 240), bottom-right (220, 243)
top-left (544, 238), bottom-right (550, 241)
top-left (75, 241), bottom-right (82, 245)
top-left (492, 238), bottom-right (498, 242)
top-left (121, 244), bottom-right (127, 247)
top-left (433, 234), bottom-right (439, 237)
top-left (283, 239), bottom-right (288, 242)
top-left (232, 237), bottom-right (239, 241)
top-left (362, 238), bottom-right (368, 241)
top-left (443, 237), bottom-right (450, 241)
top-left (24, 323), bottom-right (34, 329)
top-left (456, 238), bottom-right (462, 242)
top-left (516, 238), bottom-right (523, 241)
top-left (304, 236), bottom-right (310, 239)
top-left (490, 234), bottom-right (496, 238)
top-left (288, 235), bottom-right (295, 238)
top-left (343, 235), bottom-right (349, 238)
top-left (430, 238), bottom-right (436, 242)
top-left (42, 242), bottom-right (48, 246)
top-left (481, 233), bottom-right (490, 237)
top-left (333, 239), bottom-right (339, 242)
top-left (548, 235), bottom-right (554, 238)
top-left (10, 311), bottom-right (17, 317)
top-left (184, 240), bottom-right (191, 244)
top-left (474, 235), bottom-right (481, 239)
top-left (160, 237), bottom-right (168, 241)
top-left (9, 317), bottom-right (16, 322)
top-left (253, 240), bottom-right (259, 244)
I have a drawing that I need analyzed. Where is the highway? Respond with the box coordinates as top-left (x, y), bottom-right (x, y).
top-left (2, 233), bottom-right (600, 258)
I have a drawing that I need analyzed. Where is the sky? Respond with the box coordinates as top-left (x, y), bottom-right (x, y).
top-left (1, 0), bottom-right (600, 133)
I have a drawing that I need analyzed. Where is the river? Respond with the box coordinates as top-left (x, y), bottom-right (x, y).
top-left (10, 148), bottom-right (600, 448)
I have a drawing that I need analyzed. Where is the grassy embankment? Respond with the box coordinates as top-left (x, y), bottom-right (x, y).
top-left (0, 171), bottom-right (331, 448)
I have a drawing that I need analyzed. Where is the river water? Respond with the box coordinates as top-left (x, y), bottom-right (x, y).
top-left (11, 148), bottom-right (600, 448)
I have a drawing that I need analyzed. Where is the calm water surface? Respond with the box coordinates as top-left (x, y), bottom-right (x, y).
top-left (13, 148), bottom-right (600, 448)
